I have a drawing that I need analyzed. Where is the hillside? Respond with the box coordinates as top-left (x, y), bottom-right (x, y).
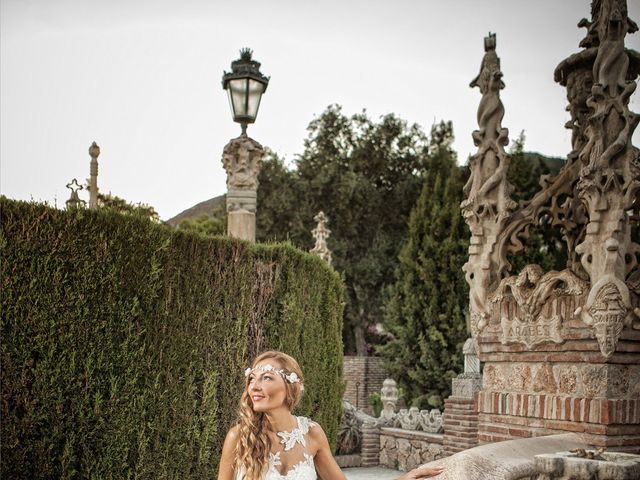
top-left (166, 195), bottom-right (226, 227)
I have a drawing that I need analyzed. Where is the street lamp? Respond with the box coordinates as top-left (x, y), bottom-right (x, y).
top-left (222, 48), bottom-right (270, 136)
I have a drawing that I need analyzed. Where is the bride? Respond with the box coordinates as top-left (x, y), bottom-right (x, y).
top-left (217, 351), bottom-right (444, 480)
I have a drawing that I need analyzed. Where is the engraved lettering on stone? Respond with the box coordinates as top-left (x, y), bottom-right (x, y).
top-left (491, 265), bottom-right (587, 347)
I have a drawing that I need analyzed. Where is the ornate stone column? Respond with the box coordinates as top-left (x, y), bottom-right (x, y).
top-left (573, 0), bottom-right (640, 358)
top-left (310, 211), bottom-right (333, 265)
top-left (88, 141), bottom-right (100, 209)
top-left (221, 135), bottom-right (264, 241)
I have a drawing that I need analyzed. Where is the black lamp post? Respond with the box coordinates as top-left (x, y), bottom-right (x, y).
top-left (222, 49), bottom-right (270, 136)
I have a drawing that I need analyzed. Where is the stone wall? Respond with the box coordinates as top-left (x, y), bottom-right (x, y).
top-left (379, 428), bottom-right (445, 471)
top-left (343, 356), bottom-right (386, 414)
top-left (476, 344), bottom-right (640, 452)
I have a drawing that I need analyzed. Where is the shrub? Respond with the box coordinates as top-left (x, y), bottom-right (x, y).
top-left (0, 198), bottom-right (344, 479)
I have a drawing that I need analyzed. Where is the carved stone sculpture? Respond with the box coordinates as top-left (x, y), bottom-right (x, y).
top-left (572, 0), bottom-right (640, 357)
top-left (310, 211), bottom-right (333, 265)
top-left (456, 0), bottom-right (640, 453)
top-left (380, 378), bottom-right (399, 423)
top-left (490, 265), bottom-right (588, 348)
top-left (221, 135), bottom-right (265, 241)
top-left (418, 409), bottom-right (444, 434)
top-left (462, 33), bottom-right (517, 337)
top-left (397, 407), bottom-right (421, 430)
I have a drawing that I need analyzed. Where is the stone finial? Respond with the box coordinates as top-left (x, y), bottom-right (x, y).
top-left (88, 141), bottom-right (100, 209)
top-left (66, 178), bottom-right (86, 209)
top-left (88, 141), bottom-right (100, 160)
top-left (310, 211), bottom-right (333, 265)
top-left (462, 338), bottom-right (480, 374)
top-left (380, 378), bottom-right (398, 421)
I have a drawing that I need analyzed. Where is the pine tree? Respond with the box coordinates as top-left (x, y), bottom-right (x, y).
top-left (379, 122), bottom-right (469, 409)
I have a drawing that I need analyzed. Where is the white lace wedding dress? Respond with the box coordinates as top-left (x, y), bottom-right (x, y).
top-left (235, 416), bottom-right (318, 480)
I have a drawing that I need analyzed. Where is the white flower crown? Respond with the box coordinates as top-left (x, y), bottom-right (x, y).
top-left (244, 363), bottom-right (301, 384)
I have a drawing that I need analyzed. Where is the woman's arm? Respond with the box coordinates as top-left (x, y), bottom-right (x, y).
top-left (218, 426), bottom-right (240, 480)
top-left (310, 425), bottom-right (347, 480)
top-left (396, 464), bottom-right (444, 479)
top-left (310, 424), bottom-right (443, 480)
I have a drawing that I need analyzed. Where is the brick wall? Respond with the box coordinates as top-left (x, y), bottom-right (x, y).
top-left (476, 391), bottom-right (640, 452)
top-left (442, 396), bottom-right (479, 455)
top-left (343, 356), bottom-right (386, 414)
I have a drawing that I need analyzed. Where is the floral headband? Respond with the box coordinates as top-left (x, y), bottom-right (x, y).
top-left (244, 363), bottom-right (301, 384)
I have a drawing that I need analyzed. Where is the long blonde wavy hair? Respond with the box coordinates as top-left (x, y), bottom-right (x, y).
top-left (235, 351), bottom-right (305, 480)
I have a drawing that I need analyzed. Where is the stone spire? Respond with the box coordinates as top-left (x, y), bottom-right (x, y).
top-left (461, 33), bottom-right (517, 337)
top-left (310, 211), bottom-right (332, 266)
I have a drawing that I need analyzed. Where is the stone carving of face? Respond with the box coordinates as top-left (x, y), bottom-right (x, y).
top-left (247, 360), bottom-right (288, 413)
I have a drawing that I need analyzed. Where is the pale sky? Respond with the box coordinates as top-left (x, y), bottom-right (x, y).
top-left (2, 0), bottom-right (639, 221)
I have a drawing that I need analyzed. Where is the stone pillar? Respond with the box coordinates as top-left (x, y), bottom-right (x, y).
top-left (221, 135), bottom-right (264, 241)
top-left (361, 420), bottom-right (380, 467)
top-left (88, 141), bottom-right (100, 209)
top-left (443, 338), bottom-right (482, 456)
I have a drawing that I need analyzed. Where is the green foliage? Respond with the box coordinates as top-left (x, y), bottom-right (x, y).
top-left (367, 392), bottom-right (382, 418)
top-left (507, 132), bottom-right (567, 273)
top-left (97, 192), bottom-right (161, 222)
top-left (0, 197), bottom-right (344, 479)
top-left (257, 105), bottom-right (431, 354)
top-left (178, 214), bottom-right (225, 236)
top-left (379, 122), bottom-right (470, 409)
top-left (336, 401), bottom-right (362, 455)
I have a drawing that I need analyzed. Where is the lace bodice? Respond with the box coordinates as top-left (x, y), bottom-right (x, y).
top-left (235, 416), bottom-right (318, 480)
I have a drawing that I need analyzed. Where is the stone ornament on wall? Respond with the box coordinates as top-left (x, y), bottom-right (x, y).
top-left (578, 276), bottom-right (634, 357)
top-left (393, 407), bottom-right (444, 434)
top-left (490, 265), bottom-right (588, 347)
top-left (380, 378), bottom-right (399, 423)
top-left (375, 378), bottom-right (443, 433)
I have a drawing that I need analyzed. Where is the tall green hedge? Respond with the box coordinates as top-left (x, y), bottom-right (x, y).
top-left (0, 198), bottom-right (344, 479)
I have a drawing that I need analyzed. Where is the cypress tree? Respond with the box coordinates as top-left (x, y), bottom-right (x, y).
top-left (379, 122), bottom-right (470, 409)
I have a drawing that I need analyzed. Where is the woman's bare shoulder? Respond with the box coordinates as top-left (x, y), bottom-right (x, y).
top-left (306, 419), bottom-right (328, 443)
top-left (224, 424), bottom-right (241, 445)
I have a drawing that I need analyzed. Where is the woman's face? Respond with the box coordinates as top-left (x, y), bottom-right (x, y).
top-left (247, 360), bottom-right (288, 413)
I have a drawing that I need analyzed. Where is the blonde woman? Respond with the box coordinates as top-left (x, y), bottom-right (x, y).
top-left (217, 350), bottom-right (444, 480)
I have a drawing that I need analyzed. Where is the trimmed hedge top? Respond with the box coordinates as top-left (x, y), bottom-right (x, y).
top-left (1, 198), bottom-right (344, 479)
